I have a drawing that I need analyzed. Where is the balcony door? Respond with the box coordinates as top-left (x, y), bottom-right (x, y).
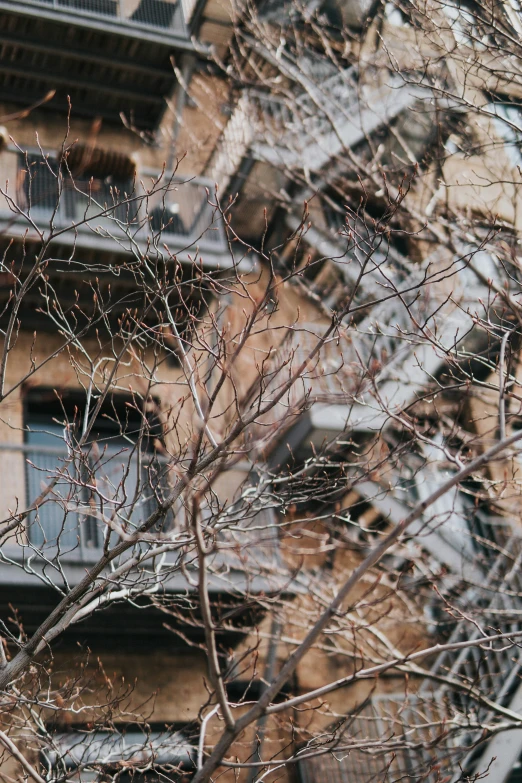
top-left (25, 420), bottom-right (84, 551)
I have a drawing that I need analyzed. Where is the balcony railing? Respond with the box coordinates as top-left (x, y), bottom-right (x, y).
top-left (7, 0), bottom-right (187, 37)
top-left (260, 244), bottom-right (493, 450)
top-left (0, 442), bottom-right (281, 585)
top-left (0, 151), bottom-right (227, 259)
top-left (47, 729), bottom-right (194, 776)
top-left (19, 442), bottom-right (170, 560)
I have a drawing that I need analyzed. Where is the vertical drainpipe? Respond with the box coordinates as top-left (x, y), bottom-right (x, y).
top-left (246, 613), bottom-right (283, 783)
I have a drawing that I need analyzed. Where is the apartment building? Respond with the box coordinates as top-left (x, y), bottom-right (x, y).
top-left (0, 0), bottom-right (522, 782)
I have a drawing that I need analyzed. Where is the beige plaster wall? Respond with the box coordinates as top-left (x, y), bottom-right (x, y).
top-left (52, 649), bottom-right (209, 724)
top-left (0, 88), bottom-right (221, 181)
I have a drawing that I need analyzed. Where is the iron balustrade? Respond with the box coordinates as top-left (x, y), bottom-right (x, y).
top-left (252, 67), bottom-right (359, 148)
top-left (252, 244), bottom-right (491, 447)
top-left (0, 443), bottom-right (281, 575)
top-left (205, 68), bottom-right (358, 188)
top-left (0, 152), bottom-right (227, 254)
top-left (3, 441), bottom-right (172, 559)
top-left (144, 170), bottom-right (225, 248)
top-left (8, 0), bottom-right (187, 35)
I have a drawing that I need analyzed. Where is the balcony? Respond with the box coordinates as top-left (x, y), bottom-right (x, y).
top-left (0, 440), bottom-right (281, 595)
top-left (0, 1), bottom-right (195, 129)
top-left (4, 0), bottom-right (187, 36)
top-left (0, 149), bottom-right (229, 264)
top-left (0, 149), bottom-right (235, 327)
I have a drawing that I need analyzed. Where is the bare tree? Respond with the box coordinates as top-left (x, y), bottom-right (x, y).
top-left (191, 0), bottom-right (522, 779)
top-left (3, 2), bottom-right (522, 781)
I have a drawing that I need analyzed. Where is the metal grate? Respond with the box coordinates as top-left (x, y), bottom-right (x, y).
top-left (9, 0), bottom-right (187, 34)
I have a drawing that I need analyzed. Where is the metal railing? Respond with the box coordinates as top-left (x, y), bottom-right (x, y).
top-left (298, 524), bottom-right (522, 783)
top-left (205, 68), bottom-right (358, 188)
top-left (298, 695), bottom-right (451, 783)
top-left (254, 243), bottom-right (488, 441)
top-left (252, 67), bottom-right (359, 148)
top-left (9, 0), bottom-right (187, 36)
top-left (0, 152), bottom-right (227, 254)
top-left (144, 170), bottom-right (225, 248)
top-left (19, 442), bottom-right (170, 559)
top-left (253, 255), bottom-right (438, 427)
top-left (47, 729), bottom-right (194, 775)
top-left (205, 94), bottom-right (256, 192)
top-left (0, 442), bottom-right (281, 574)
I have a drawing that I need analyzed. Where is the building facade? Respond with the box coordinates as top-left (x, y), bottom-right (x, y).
top-left (1, 1), bottom-right (522, 782)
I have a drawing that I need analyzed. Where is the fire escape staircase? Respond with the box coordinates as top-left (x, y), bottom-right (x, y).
top-left (205, 66), bottom-right (429, 191)
top-left (261, 241), bottom-right (522, 780)
top-left (297, 521), bottom-right (522, 783)
top-left (270, 250), bottom-right (522, 780)
top-left (204, 37), bottom-right (522, 778)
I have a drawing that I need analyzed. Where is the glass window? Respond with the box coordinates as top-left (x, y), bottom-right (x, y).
top-left (488, 102), bottom-right (522, 167)
top-left (24, 390), bottom-right (168, 557)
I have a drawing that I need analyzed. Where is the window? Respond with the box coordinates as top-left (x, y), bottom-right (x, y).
top-left (488, 102), bottom-right (522, 167)
top-left (24, 389), bottom-right (169, 558)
